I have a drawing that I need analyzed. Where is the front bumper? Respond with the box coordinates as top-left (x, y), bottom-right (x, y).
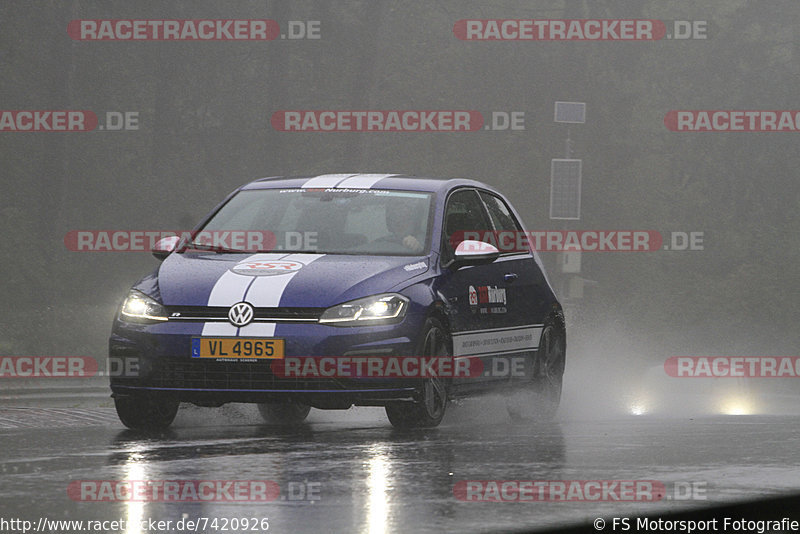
top-left (109, 314), bottom-right (427, 407)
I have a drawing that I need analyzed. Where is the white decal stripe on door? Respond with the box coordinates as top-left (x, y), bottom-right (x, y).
top-left (451, 325), bottom-right (543, 358)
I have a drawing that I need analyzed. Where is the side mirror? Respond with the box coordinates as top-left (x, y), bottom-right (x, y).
top-left (448, 239), bottom-right (500, 270)
top-left (152, 235), bottom-right (180, 261)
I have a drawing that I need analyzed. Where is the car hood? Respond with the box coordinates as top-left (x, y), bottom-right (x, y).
top-left (152, 252), bottom-right (431, 308)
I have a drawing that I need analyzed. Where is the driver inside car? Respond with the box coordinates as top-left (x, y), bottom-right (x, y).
top-left (383, 200), bottom-right (424, 253)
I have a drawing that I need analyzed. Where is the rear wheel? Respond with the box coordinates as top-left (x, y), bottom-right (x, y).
top-left (114, 395), bottom-right (179, 430)
top-left (506, 322), bottom-right (565, 421)
top-left (257, 401), bottom-right (311, 425)
top-left (386, 317), bottom-right (450, 428)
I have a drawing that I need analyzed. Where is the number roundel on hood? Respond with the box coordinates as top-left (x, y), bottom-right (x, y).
top-left (231, 260), bottom-right (305, 276)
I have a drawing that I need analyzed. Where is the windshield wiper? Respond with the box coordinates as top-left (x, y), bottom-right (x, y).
top-left (181, 242), bottom-right (251, 254)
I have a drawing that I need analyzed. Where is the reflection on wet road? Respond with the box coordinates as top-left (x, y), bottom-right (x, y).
top-left (3, 400), bottom-right (800, 533)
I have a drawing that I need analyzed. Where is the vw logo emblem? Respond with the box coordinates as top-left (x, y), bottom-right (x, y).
top-left (228, 302), bottom-right (254, 327)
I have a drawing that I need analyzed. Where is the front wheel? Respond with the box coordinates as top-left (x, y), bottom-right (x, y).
top-left (114, 395), bottom-right (179, 430)
top-left (386, 317), bottom-right (450, 428)
top-left (506, 322), bottom-right (566, 421)
top-left (257, 401), bottom-right (311, 425)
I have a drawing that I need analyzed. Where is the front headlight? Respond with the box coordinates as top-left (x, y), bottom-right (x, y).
top-left (319, 294), bottom-right (409, 326)
top-left (120, 290), bottom-right (168, 323)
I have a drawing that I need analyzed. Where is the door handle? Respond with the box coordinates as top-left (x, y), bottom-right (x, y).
top-left (504, 273), bottom-right (519, 283)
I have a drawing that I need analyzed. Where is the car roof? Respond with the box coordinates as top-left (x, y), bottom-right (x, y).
top-left (239, 173), bottom-right (498, 195)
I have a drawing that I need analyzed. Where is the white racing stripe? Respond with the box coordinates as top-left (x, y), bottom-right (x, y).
top-left (301, 174), bottom-right (355, 188)
top-left (201, 253), bottom-right (289, 336)
top-left (200, 170), bottom-right (395, 337)
top-left (236, 253), bottom-right (326, 336)
top-left (452, 325), bottom-right (543, 358)
top-left (336, 173), bottom-right (397, 189)
top-left (243, 253), bottom-right (325, 307)
top-left (200, 322), bottom-right (240, 336)
top-left (234, 323), bottom-right (277, 337)
top-left (301, 173), bottom-right (399, 190)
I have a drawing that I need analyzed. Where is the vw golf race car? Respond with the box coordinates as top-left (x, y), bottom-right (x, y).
top-left (109, 173), bottom-right (566, 429)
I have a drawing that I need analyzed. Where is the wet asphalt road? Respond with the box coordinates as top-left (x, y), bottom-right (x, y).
top-left (3, 398), bottom-right (800, 534)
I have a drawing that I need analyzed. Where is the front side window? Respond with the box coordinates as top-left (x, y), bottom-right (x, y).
top-left (479, 191), bottom-right (522, 232)
top-left (441, 189), bottom-right (493, 263)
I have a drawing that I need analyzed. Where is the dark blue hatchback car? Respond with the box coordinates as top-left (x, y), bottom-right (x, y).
top-left (109, 174), bottom-right (565, 429)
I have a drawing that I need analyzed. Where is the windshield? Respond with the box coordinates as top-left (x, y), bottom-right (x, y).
top-left (193, 188), bottom-right (434, 256)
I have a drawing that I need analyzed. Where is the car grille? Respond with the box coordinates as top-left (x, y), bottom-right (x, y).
top-left (164, 306), bottom-right (323, 323)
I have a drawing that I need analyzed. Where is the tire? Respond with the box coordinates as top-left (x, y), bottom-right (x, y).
top-left (257, 401), bottom-right (311, 425)
top-left (114, 395), bottom-right (179, 430)
top-left (506, 322), bottom-right (566, 421)
top-left (385, 317), bottom-right (450, 428)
